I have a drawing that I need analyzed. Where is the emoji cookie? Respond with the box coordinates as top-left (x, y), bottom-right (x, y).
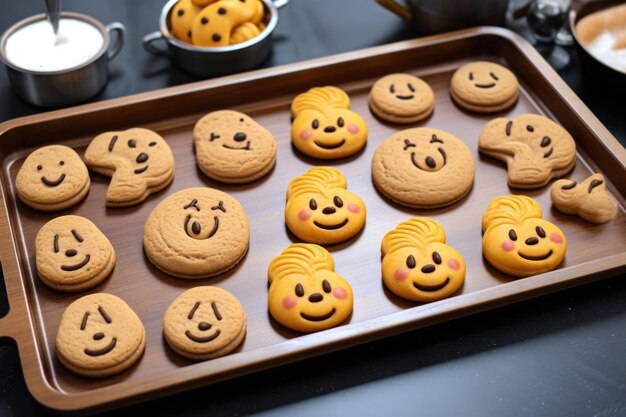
top-left (16, 145), bottom-right (90, 212)
top-left (36, 216), bottom-right (116, 292)
top-left (450, 61), bottom-right (519, 113)
top-left (268, 244), bottom-right (353, 333)
top-left (372, 128), bottom-right (475, 209)
top-left (170, 0), bottom-right (202, 44)
top-left (551, 174), bottom-right (618, 223)
top-left (143, 187), bottom-right (249, 279)
top-left (479, 114), bottom-right (576, 189)
top-left (381, 218), bottom-right (465, 302)
top-left (482, 195), bottom-right (567, 277)
top-left (84, 128), bottom-right (175, 207)
top-left (190, 0), bottom-right (259, 47)
top-left (369, 73), bottom-right (435, 124)
top-left (291, 86), bottom-right (368, 160)
top-left (56, 293), bottom-right (145, 377)
top-left (163, 286), bottom-right (246, 361)
top-left (285, 167), bottom-right (366, 245)
top-left (193, 110), bottom-right (276, 183)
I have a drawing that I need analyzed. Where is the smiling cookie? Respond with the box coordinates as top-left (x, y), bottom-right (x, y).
top-left (479, 114), bottom-right (576, 189)
top-left (193, 110), bottom-right (276, 183)
top-left (268, 244), bottom-right (353, 333)
top-left (381, 218), bottom-right (465, 302)
top-left (285, 167), bottom-right (366, 245)
top-left (16, 145), bottom-right (90, 212)
top-left (369, 73), bottom-right (435, 124)
top-left (450, 61), bottom-right (519, 113)
top-left (372, 128), bottom-right (475, 209)
top-left (36, 215), bottom-right (116, 292)
top-left (291, 86), bottom-right (368, 159)
top-left (551, 174), bottom-right (618, 223)
top-left (482, 195), bottom-right (567, 277)
top-left (164, 286), bottom-right (246, 360)
top-left (56, 293), bottom-right (145, 377)
top-left (84, 128), bottom-right (175, 207)
top-left (143, 187), bottom-right (249, 279)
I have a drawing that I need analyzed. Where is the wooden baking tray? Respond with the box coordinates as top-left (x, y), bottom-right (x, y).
top-left (0, 27), bottom-right (624, 414)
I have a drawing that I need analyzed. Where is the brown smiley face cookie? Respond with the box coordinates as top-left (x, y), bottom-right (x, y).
top-left (551, 174), bottom-right (618, 223)
top-left (163, 286), bottom-right (246, 361)
top-left (372, 128), bottom-right (475, 209)
top-left (479, 114), bottom-right (576, 189)
top-left (36, 215), bottom-right (116, 292)
top-left (193, 110), bottom-right (276, 184)
top-left (143, 187), bottom-right (250, 279)
top-left (16, 145), bottom-right (90, 211)
top-left (56, 293), bottom-right (145, 377)
top-left (450, 61), bottom-right (519, 113)
top-left (84, 128), bottom-right (175, 207)
top-left (368, 73), bottom-right (435, 124)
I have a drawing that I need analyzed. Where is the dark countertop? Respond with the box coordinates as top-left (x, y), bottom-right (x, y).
top-left (0, 1), bottom-right (624, 416)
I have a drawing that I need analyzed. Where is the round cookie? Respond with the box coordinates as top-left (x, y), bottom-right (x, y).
top-left (143, 187), bottom-right (250, 279)
top-left (372, 128), bottom-right (475, 209)
top-left (268, 244), bottom-right (354, 333)
top-left (193, 110), bottom-right (276, 184)
top-left (16, 145), bottom-right (90, 212)
top-left (369, 73), bottom-right (435, 124)
top-left (285, 167), bottom-right (366, 245)
top-left (482, 195), bottom-right (567, 277)
top-left (56, 293), bottom-right (145, 377)
top-left (163, 286), bottom-right (246, 360)
top-left (36, 215), bottom-right (116, 292)
top-left (551, 174), bottom-right (618, 224)
top-left (450, 61), bottom-right (519, 113)
top-left (381, 218), bottom-right (466, 302)
top-left (170, 0), bottom-right (202, 44)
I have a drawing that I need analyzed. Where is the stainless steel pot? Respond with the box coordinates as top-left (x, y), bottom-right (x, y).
top-left (143, 0), bottom-right (287, 78)
top-left (0, 12), bottom-right (125, 108)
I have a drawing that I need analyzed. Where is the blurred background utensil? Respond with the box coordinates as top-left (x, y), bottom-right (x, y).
top-left (43, 0), bottom-right (61, 36)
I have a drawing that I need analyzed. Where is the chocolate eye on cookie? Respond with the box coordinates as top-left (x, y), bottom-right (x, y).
top-left (369, 73), bottom-right (435, 124)
top-left (550, 173), bottom-right (618, 224)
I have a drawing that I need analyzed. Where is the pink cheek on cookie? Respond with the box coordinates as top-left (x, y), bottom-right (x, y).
top-left (447, 259), bottom-right (461, 271)
top-left (347, 124), bottom-right (359, 134)
top-left (347, 203), bottom-right (360, 213)
top-left (550, 233), bottom-right (563, 244)
top-left (333, 288), bottom-right (347, 300)
top-left (298, 210), bottom-right (311, 221)
top-left (501, 240), bottom-right (515, 252)
top-left (282, 295), bottom-right (297, 309)
top-left (394, 268), bottom-right (408, 281)
top-left (300, 130), bottom-right (312, 141)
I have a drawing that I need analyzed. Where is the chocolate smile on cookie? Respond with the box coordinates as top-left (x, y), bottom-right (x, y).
top-left (369, 73), bottom-right (435, 124)
top-left (450, 61), bottom-right (519, 113)
top-left (194, 110), bottom-right (276, 184)
top-left (469, 70), bottom-right (499, 89)
top-left (182, 199), bottom-right (225, 240)
top-left (404, 135), bottom-right (448, 172)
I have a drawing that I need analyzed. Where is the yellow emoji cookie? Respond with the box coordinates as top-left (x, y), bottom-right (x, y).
top-left (482, 195), bottom-right (567, 277)
top-left (230, 22), bottom-right (260, 45)
top-left (170, 0), bottom-right (202, 44)
top-left (381, 218), bottom-right (466, 302)
top-left (191, 0), bottom-right (257, 47)
top-left (268, 244), bottom-right (354, 333)
top-left (285, 167), bottom-right (366, 245)
top-left (291, 86), bottom-right (368, 159)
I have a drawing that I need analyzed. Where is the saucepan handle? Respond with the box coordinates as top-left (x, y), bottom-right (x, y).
top-left (272, 0), bottom-right (289, 9)
top-left (143, 31), bottom-right (173, 57)
top-left (105, 22), bottom-right (126, 60)
top-left (376, 0), bottom-right (413, 21)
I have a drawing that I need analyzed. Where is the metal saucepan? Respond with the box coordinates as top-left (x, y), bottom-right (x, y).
top-left (143, 0), bottom-right (288, 77)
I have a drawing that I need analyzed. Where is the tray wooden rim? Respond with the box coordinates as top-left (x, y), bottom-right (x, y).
top-left (0, 26), bottom-right (624, 413)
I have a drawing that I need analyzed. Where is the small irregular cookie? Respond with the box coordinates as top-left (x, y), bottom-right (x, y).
top-left (193, 110), bottom-right (276, 183)
top-left (56, 293), bottom-right (145, 377)
top-left (36, 216), bottom-right (116, 292)
top-left (84, 128), bottom-right (174, 207)
top-left (170, 0), bottom-right (202, 44)
top-left (368, 73), bottom-right (435, 124)
top-left (191, 0), bottom-right (218, 6)
top-left (372, 128), bottom-right (475, 209)
top-left (16, 145), bottom-right (90, 211)
top-left (478, 114), bottom-right (576, 189)
top-left (268, 244), bottom-right (354, 333)
top-left (285, 167), bottom-right (366, 245)
top-left (381, 218), bottom-right (466, 302)
top-left (164, 286), bottom-right (246, 360)
top-left (450, 61), bottom-right (519, 113)
top-left (143, 187), bottom-right (250, 279)
top-left (291, 86), bottom-right (368, 160)
top-left (482, 195), bottom-right (567, 277)
top-left (191, 0), bottom-right (257, 47)
top-left (230, 22), bottom-right (261, 45)
top-left (551, 174), bottom-right (618, 223)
